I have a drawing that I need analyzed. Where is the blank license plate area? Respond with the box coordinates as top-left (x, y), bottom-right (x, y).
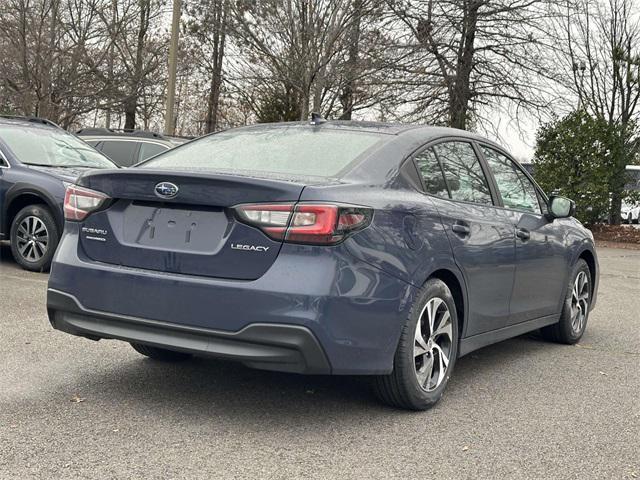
top-left (122, 203), bottom-right (228, 253)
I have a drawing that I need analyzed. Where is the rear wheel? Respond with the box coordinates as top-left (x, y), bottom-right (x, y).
top-left (130, 343), bottom-right (193, 362)
top-left (10, 204), bottom-right (59, 272)
top-left (541, 259), bottom-right (591, 344)
top-left (374, 279), bottom-right (459, 410)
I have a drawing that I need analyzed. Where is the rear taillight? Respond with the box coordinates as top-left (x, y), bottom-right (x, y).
top-left (234, 203), bottom-right (372, 245)
top-left (64, 185), bottom-right (110, 221)
top-left (234, 204), bottom-right (293, 240)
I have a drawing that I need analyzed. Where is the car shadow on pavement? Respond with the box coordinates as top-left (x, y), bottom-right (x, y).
top-left (1, 243), bottom-right (14, 263)
top-left (44, 333), bottom-right (554, 421)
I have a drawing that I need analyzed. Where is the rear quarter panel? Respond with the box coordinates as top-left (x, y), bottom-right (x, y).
top-left (300, 180), bottom-right (467, 331)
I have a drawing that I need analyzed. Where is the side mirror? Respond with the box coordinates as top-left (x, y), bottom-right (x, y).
top-left (548, 195), bottom-right (575, 219)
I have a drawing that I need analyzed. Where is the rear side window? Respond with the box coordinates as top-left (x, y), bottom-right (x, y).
top-left (140, 127), bottom-right (384, 177)
top-left (138, 142), bottom-right (168, 162)
top-left (414, 148), bottom-right (449, 197)
top-left (433, 142), bottom-right (493, 205)
top-left (101, 141), bottom-right (139, 167)
top-left (482, 146), bottom-right (541, 214)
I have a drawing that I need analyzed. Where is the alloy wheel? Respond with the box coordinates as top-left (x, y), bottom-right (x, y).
top-left (414, 297), bottom-right (453, 392)
top-left (571, 271), bottom-right (589, 334)
top-left (15, 216), bottom-right (49, 263)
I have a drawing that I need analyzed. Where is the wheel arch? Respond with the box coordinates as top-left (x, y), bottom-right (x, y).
top-left (577, 248), bottom-right (597, 298)
top-left (4, 190), bottom-right (62, 236)
top-left (427, 268), bottom-right (467, 340)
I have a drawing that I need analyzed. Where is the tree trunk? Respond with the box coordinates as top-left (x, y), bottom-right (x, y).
top-left (449, 0), bottom-right (480, 130)
top-left (205, 0), bottom-right (227, 134)
top-left (38, 0), bottom-right (60, 120)
top-left (339, 0), bottom-right (362, 120)
top-left (125, 0), bottom-right (151, 130)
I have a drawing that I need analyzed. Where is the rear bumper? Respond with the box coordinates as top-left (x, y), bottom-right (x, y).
top-left (47, 225), bottom-right (416, 375)
top-left (48, 289), bottom-right (331, 374)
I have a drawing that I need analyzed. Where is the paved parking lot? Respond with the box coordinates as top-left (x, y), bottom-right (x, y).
top-left (1, 245), bottom-right (638, 479)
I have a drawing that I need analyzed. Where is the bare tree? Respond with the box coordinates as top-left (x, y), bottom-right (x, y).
top-left (186, 0), bottom-right (229, 133)
top-left (385, 0), bottom-right (561, 129)
top-left (230, 0), bottom-right (379, 121)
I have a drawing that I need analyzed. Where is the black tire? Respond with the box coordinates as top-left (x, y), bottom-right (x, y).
top-left (373, 278), bottom-right (459, 411)
top-left (9, 204), bottom-right (59, 272)
top-left (541, 259), bottom-right (591, 344)
top-left (130, 343), bottom-right (193, 362)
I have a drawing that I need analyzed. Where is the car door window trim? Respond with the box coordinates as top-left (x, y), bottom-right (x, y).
top-left (406, 136), bottom-right (500, 207)
top-left (475, 141), bottom-right (547, 215)
top-left (430, 139), bottom-right (496, 206)
top-left (412, 145), bottom-right (452, 199)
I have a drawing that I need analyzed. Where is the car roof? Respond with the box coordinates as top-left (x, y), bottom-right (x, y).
top-left (76, 128), bottom-right (179, 143)
top-left (231, 120), bottom-right (492, 142)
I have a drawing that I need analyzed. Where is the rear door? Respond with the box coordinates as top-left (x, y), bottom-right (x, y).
top-left (76, 169), bottom-right (305, 280)
top-left (414, 141), bottom-right (516, 336)
top-left (479, 144), bottom-right (569, 324)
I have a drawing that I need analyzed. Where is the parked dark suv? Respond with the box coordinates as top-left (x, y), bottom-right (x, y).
top-left (76, 129), bottom-right (187, 167)
top-left (47, 121), bottom-right (599, 410)
top-left (0, 116), bottom-right (116, 271)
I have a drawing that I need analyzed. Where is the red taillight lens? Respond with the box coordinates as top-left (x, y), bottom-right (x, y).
top-left (64, 185), bottom-right (110, 221)
top-left (234, 203), bottom-right (372, 245)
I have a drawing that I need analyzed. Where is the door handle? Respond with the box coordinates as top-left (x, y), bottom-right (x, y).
top-left (516, 228), bottom-right (530, 241)
top-left (451, 222), bottom-right (471, 236)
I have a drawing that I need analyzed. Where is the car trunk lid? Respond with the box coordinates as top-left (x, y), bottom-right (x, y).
top-left (75, 169), bottom-right (306, 280)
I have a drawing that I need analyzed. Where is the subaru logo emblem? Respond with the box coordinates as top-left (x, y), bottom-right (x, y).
top-left (154, 182), bottom-right (179, 199)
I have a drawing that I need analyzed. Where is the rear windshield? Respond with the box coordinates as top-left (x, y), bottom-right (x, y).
top-left (139, 127), bottom-right (384, 177)
top-left (0, 125), bottom-right (116, 168)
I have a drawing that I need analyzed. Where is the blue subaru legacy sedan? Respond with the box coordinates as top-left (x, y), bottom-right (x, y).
top-left (46, 121), bottom-right (598, 410)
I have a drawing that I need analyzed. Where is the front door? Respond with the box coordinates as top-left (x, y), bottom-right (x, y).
top-left (479, 145), bottom-right (569, 324)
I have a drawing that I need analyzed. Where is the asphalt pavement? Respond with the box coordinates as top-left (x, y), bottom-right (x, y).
top-left (1, 245), bottom-right (638, 479)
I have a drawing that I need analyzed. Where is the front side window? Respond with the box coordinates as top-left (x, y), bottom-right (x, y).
top-left (414, 148), bottom-right (449, 197)
top-left (433, 141), bottom-right (493, 205)
top-left (482, 146), bottom-right (541, 214)
top-left (0, 126), bottom-right (115, 168)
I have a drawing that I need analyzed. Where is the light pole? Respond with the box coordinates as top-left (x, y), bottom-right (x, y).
top-left (164, 0), bottom-right (181, 135)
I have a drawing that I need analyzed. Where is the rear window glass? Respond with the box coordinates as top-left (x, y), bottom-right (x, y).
top-left (139, 127), bottom-right (384, 177)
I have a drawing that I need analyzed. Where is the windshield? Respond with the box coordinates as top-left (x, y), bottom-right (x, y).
top-left (139, 126), bottom-right (384, 177)
top-left (0, 126), bottom-right (116, 168)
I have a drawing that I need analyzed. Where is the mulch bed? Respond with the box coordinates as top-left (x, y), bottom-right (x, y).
top-left (589, 224), bottom-right (640, 249)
